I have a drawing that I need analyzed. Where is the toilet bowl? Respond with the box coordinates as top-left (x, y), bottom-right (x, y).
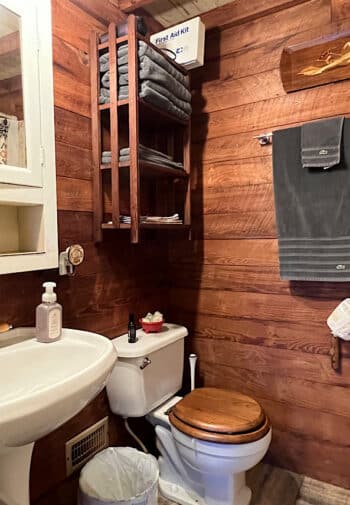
top-left (106, 324), bottom-right (272, 505)
top-left (151, 387), bottom-right (271, 505)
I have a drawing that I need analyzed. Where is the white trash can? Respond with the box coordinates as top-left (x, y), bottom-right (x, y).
top-left (78, 447), bottom-right (159, 505)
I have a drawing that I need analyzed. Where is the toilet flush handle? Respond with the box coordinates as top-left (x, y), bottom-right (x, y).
top-left (189, 353), bottom-right (197, 391)
top-left (140, 357), bottom-right (152, 370)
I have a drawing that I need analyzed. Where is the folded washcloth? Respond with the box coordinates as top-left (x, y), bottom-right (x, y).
top-left (273, 118), bottom-right (350, 281)
top-left (301, 116), bottom-right (344, 169)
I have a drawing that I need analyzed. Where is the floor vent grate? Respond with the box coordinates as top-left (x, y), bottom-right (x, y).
top-left (65, 417), bottom-right (109, 476)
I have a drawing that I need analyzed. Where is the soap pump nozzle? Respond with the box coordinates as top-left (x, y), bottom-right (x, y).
top-left (42, 282), bottom-right (57, 303)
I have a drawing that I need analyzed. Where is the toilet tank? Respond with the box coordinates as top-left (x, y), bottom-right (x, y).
top-left (107, 323), bottom-right (188, 417)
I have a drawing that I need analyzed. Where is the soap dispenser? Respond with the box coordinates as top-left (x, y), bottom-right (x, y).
top-left (36, 282), bottom-right (62, 343)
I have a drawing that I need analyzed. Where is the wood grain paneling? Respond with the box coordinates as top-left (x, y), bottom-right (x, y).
top-left (200, 0), bottom-right (311, 31)
top-left (332, 0), bottom-right (350, 20)
top-left (192, 70), bottom-right (285, 114)
top-left (177, 312), bottom-right (334, 355)
top-left (204, 0), bottom-right (330, 61)
top-left (169, 0), bottom-right (350, 489)
top-left (55, 142), bottom-right (92, 180)
top-left (143, 0), bottom-right (233, 27)
top-left (192, 17), bottom-right (350, 88)
top-left (119, 0), bottom-right (154, 12)
top-left (51, 0), bottom-right (107, 51)
top-left (193, 79), bottom-right (350, 141)
top-left (70, 0), bottom-right (126, 24)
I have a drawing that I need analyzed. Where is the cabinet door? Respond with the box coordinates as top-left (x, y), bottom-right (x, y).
top-left (0, 0), bottom-right (42, 187)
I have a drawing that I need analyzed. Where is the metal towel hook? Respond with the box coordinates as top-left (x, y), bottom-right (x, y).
top-left (254, 132), bottom-right (273, 145)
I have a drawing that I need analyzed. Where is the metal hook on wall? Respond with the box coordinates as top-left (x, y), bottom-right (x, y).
top-left (255, 132), bottom-right (273, 146)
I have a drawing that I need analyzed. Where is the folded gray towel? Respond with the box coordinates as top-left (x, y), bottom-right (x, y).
top-left (273, 119), bottom-right (350, 281)
top-left (99, 87), bottom-right (110, 104)
top-left (99, 83), bottom-right (190, 121)
top-left (140, 81), bottom-right (189, 120)
top-left (118, 80), bottom-right (191, 114)
top-left (99, 53), bottom-right (110, 73)
top-left (99, 41), bottom-right (189, 88)
top-left (117, 82), bottom-right (190, 121)
top-left (102, 144), bottom-right (184, 170)
top-left (102, 55), bottom-right (191, 104)
top-left (118, 42), bottom-right (188, 86)
top-left (119, 144), bottom-right (174, 159)
top-left (301, 116), bottom-right (344, 169)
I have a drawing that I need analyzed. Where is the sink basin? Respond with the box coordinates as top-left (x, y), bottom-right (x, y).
top-left (0, 328), bottom-right (117, 505)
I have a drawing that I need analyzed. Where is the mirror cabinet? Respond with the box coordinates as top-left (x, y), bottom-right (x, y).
top-left (0, 0), bottom-right (58, 274)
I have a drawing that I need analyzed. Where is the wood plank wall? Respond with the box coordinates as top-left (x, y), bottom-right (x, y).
top-left (169, 0), bottom-right (350, 489)
top-left (0, 2), bottom-right (167, 504)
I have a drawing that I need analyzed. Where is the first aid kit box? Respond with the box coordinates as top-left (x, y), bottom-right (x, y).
top-left (150, 17), bottom-right (205, 70)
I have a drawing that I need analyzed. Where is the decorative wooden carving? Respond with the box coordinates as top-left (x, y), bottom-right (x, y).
top-left (280, 30), bottom-right (350, 92)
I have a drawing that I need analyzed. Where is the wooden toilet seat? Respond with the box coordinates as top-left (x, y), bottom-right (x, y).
top-left (169, 387), bottom-right (271, 444)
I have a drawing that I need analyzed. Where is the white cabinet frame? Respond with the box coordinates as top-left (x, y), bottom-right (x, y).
top-left (0, 0), bottom-right (58, 274)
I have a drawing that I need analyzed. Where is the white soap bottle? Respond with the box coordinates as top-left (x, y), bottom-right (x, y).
top-left (36, 282), bottom-right (62, 343)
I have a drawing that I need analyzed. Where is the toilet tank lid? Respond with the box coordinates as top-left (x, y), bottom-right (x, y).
top-left (111, 323), bottom-right (188, 358)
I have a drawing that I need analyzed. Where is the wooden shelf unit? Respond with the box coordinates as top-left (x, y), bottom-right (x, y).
top-left (90, 14), bottom-right (191, 243)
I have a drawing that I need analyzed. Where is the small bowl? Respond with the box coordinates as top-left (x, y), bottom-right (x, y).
top-left (139, 319), bottom-right (164, 333)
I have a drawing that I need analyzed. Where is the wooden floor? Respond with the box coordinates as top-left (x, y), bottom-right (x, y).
top-left (159, 463), bottom-right (350, 505)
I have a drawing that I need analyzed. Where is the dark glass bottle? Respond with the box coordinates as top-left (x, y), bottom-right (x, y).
top-left (128, 313), bottom-right (137, 343)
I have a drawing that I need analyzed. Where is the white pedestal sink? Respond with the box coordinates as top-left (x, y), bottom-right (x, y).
top-left (0, 328), bottom-right (117, 505)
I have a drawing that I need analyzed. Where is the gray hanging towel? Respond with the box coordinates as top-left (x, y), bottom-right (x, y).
top-left (273, 118), bottom-right (350, 282)
top-left (301, 116), bottom-right (344, 169)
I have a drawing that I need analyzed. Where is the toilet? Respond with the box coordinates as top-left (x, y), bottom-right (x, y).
top-left (106, 324), bottom-right (271, 505)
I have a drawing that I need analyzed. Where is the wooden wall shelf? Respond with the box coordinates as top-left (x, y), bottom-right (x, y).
top-left (90, 14), bottom-right (191, 243)
top-left (99, 98), bottom-right (189, 126)
top-left (101, 160), bottom-right (189, 179)
top-left (102, 223), bottom-right (191, 230)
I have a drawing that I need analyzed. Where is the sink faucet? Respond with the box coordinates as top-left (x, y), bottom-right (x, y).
top-left (0, 323), bottom-right (12, 333)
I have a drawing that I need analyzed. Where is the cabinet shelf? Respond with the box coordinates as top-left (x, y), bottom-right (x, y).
top-left (91, 14), bottom-right (191, 243)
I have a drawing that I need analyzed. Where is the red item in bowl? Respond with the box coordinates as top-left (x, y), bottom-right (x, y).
top-left (139, 319), bottom-right (164, 333)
